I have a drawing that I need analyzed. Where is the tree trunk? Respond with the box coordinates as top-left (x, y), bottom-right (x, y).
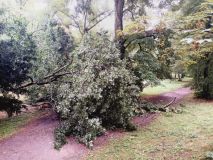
top-left (114, 0), bottom-right (126, 59)
top-left (203, 53), bottom-right (210, 98)
top-left (6, 109), bottom-right (13, 118)
top-left (115, 0), bottom-right (124, 34)
top-left (178, 74), bottom-right (182, 81)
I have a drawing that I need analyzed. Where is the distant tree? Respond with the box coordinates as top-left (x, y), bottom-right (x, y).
top-left (173, 60), bottom-right (185, 81)
top-left (49, 0), bottom-right (112, 36)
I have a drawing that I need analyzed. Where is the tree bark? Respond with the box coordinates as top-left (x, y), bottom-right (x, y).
top-left (178, 74), bottom-right (182, 81)
top-left (114, 0), bottom-right (126, 59)
top-left (115, 0), bottom-right (124, 34)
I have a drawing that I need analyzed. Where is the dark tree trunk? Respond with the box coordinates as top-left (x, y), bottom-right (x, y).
top-left (6, 109), bottom-right (13, 118)
top-left (178, 74), bottom-right (182, 81)
top-left (115, 0), bottom-right (124, 33)
top-left (114, 0), bottom-right (126, 59)
top-left (203, 53), bottom-right (210, 98)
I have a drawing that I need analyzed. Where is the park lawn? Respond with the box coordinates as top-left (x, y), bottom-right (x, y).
top-left (87, 96), bottom-right (213, 160)
top-left (142, 78), bottom-right (191, 96)
top-left (0, 111), bottom-right (41, 140)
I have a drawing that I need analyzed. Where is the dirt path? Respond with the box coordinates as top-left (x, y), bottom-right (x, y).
top-left (133, 87), bottom-right (192, 127)
top-left (0, 113), bottom-right (88, 160)
top-left (0, 87), bottom-right (192, 160)
top-left (144, 87), bottom-right (192, 105)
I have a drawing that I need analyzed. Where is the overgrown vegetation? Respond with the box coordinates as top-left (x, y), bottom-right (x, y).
top-left (53, 33), bottom-right (140, 149)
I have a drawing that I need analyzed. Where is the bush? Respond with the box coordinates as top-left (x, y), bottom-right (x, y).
top-left (53, 33), bottom-right (140, 149)
top-left (0, 96), bottom-right (22, 117)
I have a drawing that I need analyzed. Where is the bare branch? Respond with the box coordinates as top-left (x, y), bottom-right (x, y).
top-left (87, 11), bottom-right (113, 32)
top-left (57, 10), bottom-right (83, 35)
top-left (162, 97), bottom-right (176, 109)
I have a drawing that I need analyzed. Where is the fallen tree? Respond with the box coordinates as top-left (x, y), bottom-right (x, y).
top-left (138, 97), bottom-right (177, 113)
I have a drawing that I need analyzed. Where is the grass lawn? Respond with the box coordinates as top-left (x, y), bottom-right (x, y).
top-left (87, 96), bottom-right (213, 160)
top-left (142, 78), bottom-right (191, 96)
top-left (0, 112), bottom-right (41, 140)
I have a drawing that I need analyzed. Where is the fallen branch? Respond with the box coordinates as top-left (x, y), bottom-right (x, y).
top-left (162, 97), bottom-right (177, 109)
top-left (158, 97), bottom-right (176, 112)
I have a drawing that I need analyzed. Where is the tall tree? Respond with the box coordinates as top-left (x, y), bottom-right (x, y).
top-left (115, 0), bottom-right (125, 34)
top-left (50, 0), bottom-right (112, 36)
top-left (114, 0), bottom-right (125, 59)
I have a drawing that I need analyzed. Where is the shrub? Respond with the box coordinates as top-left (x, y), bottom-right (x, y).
top-left (0, 96), bottom-right (22, 117)
top-left (53, 33), bottom-right (140, 149)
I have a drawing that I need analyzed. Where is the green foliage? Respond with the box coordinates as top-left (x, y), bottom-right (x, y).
top-left (190, 54), bottom-right (213, 99)
top-left (28, 20), bottom-right (74, 102)
top-left (0, 13), bottom-right (36, 93)
top-left (132, 48), bottom-right (160, 89)
top-left (173, 0), bottom-right (213, 99)
top-left (0, 96), bottom-right (22, 117)
top-left (0, 11), bottom-right (35, 116)
top-left (124, 25), bottom-right (175, 83)
top-left (53, 33), bottom-right (139, 149)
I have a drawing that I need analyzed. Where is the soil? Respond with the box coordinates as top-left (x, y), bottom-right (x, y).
top-left (0, 87), bottom-right (192, 160)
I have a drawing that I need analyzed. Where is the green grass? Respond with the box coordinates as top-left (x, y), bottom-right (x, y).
top-left (0, 112), bottom-right (40, 140)
top-left (87, 98), bottom-right (213, 160)
top-left (142, 78), bottom-right (191, 96)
